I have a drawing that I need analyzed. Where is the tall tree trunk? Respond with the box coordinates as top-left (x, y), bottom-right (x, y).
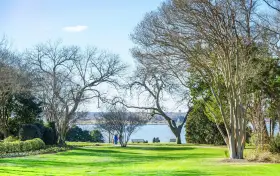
top-left (58, 134), bottom-right (66, 145)
top-left (2, 128), bottom-right (9, 138)
top-left (176, 134), bottom-right (182, 144)
top-left (168, 122), bottom-right (183, 144)
top-left (57, 125), bottom-right (67, 146)
top-left (228, 131), bottom-right (245, 159)
top-left (175, 128), bottom-right (182, 144)
top-left (228, 133), bottom-right (237, 159)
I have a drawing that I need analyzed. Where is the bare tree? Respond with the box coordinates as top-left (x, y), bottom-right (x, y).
top-left (95, 113), bottom-right (114, 143)
top-left (131, 0), bottom-right (267, 159)
top-left (97, 106), bottom-right (151, 147)
top-left (263, 0), bottom-right (280, 12)
top-left (117, 65), bottom-right (192, 144)
top-left (0, 38), bottom-right (31, 137)
top-left (26, 41), bottom-right (126, 144)
top-left (247, 91), bottom-right (269, 149)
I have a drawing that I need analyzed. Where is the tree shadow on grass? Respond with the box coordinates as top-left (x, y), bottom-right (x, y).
top-left (58, 146), bottom-right (220, 162)
top-left (0, 145), bottom-right (217, 175)
top-left (123, 146), bottom-right (196, 151)
top-left (134, 170), bottom-right (212, 176)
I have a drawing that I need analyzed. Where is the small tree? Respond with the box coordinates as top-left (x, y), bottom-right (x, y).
top-left (98, 107), bottom-right (151, 147)
top-left (95, 113), bottom-right (114, 143)
top-left (0, 55), bottom-right (30, 137)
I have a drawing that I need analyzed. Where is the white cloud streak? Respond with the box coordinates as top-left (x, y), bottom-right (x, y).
top-left (62, 25), bottom-right (88, 32)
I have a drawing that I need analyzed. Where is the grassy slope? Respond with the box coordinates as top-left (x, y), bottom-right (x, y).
top-left (0, 144), bottom-right (279, 176)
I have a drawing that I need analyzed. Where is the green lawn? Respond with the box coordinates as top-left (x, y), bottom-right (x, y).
top-left (0, 144), bottom-right (279, 176)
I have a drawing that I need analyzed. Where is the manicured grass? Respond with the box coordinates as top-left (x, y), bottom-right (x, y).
top-left (0, 144), bottom-right (279, 176)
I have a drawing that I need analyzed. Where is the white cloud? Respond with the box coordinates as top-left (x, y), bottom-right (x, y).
top-left (62, 25), bottom-right (88, 32)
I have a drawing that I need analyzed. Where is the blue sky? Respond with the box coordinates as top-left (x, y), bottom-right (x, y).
top-left (0, 0), bottom-right (163, 67)
top-left (3, 1), bottom-right (268, 112)
top-left (0, 0), bottom-right (165, 111)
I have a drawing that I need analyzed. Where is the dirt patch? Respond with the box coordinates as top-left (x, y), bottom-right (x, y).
top-left (220, 158), bottom-right (274, 164)
top-left (221, 159), bottom-right (249, 163)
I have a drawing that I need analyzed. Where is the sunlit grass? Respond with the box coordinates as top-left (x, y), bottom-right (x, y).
top-left (0, 143), bottom-right (279, 175)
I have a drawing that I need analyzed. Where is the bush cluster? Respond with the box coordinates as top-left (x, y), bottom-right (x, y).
top-left (42, 127), bottom-right (55, 145)
top-left (66, 126), bottom-right (92, 142)
top-left (90, 130), bottom-right (104, 143)
top-left (0, 146), bottom-right (70, 158)
top-left (246, 150), bottom-right (280, 163)
top-left (0, 138), bottom-right (45, 153)
top-left (18, 122), bottom-right (57, 145)
top-left (3, 136), bottom-right (18, 143)
top-left (19, 124), bottom-right (41, 141)
top-left (269, 135), bottom-right (280, 154)
top-left (66, 126), bottom-right (104, 143)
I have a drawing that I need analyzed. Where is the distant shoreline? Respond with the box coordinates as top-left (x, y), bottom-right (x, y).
top-left (77, 122), bottom-right (169, 125)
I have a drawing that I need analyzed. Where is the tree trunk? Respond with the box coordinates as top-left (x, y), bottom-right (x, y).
top-left (228, 134), bottom-right (244, 159)
top-left (168, 121), bottom-right (183, 144)
top-left (108, 132), bottom-right (111, 143)
top-left (57, 126), bottom-right (67, 146)
top-left (176, 135), bottom-right (182, 144)
top-left (2, 128), bottom-right (9, 138)
top-left (58, 134), bottom-right (66, 146)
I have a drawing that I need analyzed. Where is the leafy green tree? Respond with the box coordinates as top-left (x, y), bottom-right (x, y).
top-left (186, 101), bottom-right (226, 145)
top-left (7, 93), bottom-right (42, 136)
top-left (131, 0), bottom-right (266, 159)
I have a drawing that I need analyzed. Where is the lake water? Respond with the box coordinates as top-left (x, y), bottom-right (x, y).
top-left (78, 124), bottom-right (186, 143)
top-left (79, 123), bottom-right (279, 144)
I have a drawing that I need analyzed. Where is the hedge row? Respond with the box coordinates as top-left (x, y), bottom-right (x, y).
top-left (0, 146), bottom-right (70, 158)
top-left (18, 123), bottom-right (57, 145)
top-left (0, 138), bottom-right (45, 153)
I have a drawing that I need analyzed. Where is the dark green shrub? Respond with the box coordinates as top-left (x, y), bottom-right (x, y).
top-left (34, 122), bottom-right (45, 138)
top-left (3, 136), bottom-right (18, 143)
top-left (0, 138), bottom-right (45, 153)
top-left (90, 130), bottom-right (104, 143)
top-left (66, 126), bottom-right (92, 142)
top-left (42, 127), bottom-right (55, 145)
top-left (19, 124), bottom-right (41, 141)
top-left (47, 122), bottom-right (58, 144)
top-left (0, 132), bottom-right (3, 140)
top-left (269, 135), bottom-right (280, 154)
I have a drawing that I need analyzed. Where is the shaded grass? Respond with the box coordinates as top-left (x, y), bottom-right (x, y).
top-left (0, 144), bottom-right (279, 175)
